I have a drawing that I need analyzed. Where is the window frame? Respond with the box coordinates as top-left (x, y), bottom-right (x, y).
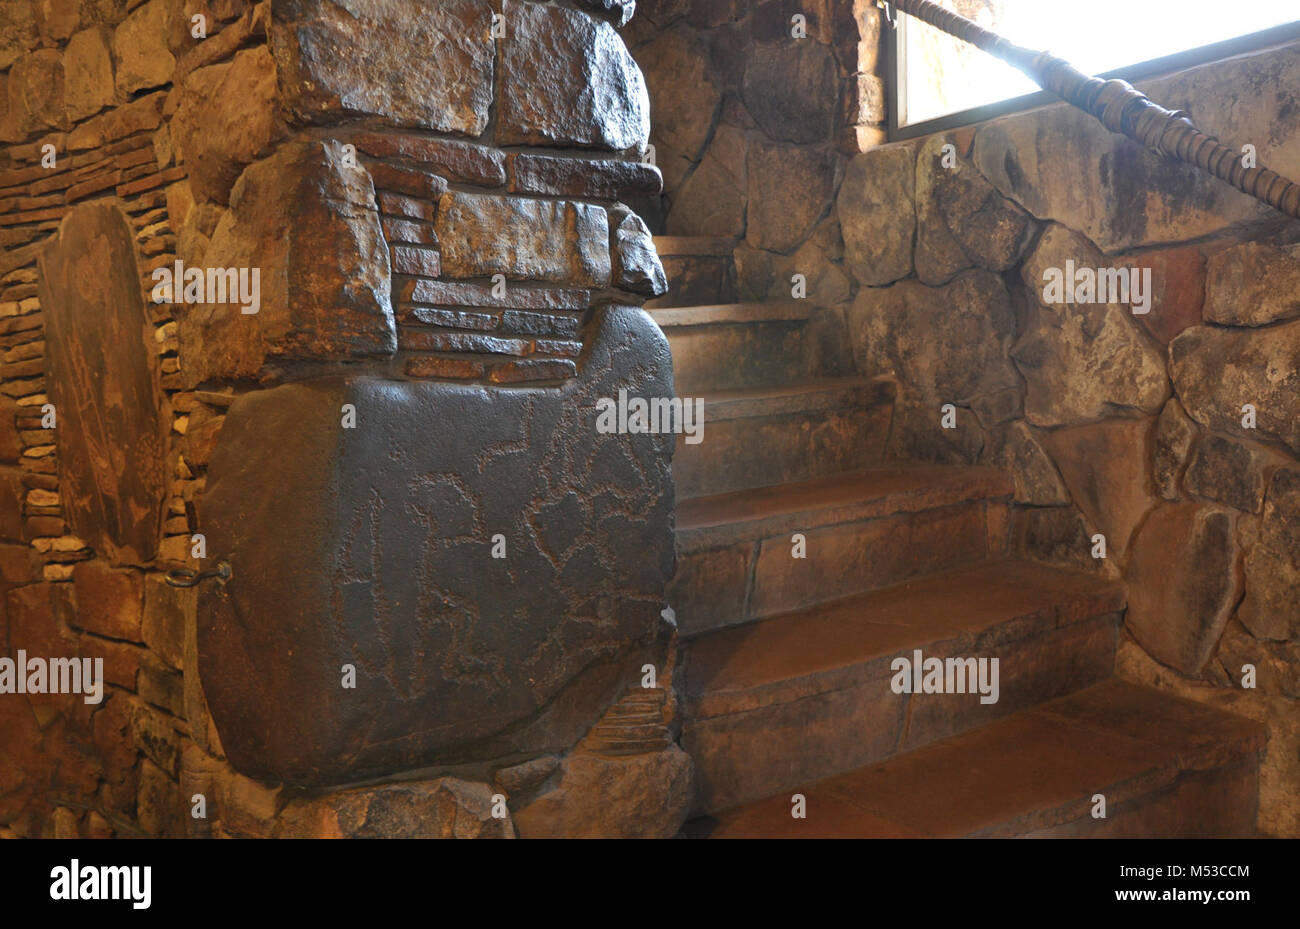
top-left (886, 15), bottom-right (1300, 142)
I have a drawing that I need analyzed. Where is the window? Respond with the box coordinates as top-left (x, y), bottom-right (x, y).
top-left (889, 0), bottom-right (1300, 138)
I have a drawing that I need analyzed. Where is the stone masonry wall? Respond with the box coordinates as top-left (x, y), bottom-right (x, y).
top-left (627, 0), bottom-right (885, 255)
top-left (1, 0), bottom-right (688, 838)
top-left (639, 3), bottom-right (1300, 837)
top-left (835, 40), bottom-right (1300, 837)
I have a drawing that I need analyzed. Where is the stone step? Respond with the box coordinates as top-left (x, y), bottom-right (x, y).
top-left (651, 302), bottom-right (811, 326)
top-left (648, 236), bottom-right (737, 309)
top-left (681, 559), bottom-right (1125, 813)
top-left (685, 679), bottom-right (1266, 837)
top-left (674, 377), bottom-right (895, 500)
top-left (670, 467), bottom-right (1013, 636)
top-left (647, 237), bottom-right (738, 306)
top-left (649, 303), bottom-right (852, 393)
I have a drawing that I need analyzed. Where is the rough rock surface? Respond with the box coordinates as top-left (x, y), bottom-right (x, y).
top-left (914, 135), bottom-right (972, 285)
top-left (635, 26), bottom-right (720, 191)
top-left (745, 139), bottom-right (835, 254)
top-left (3, 48), bottom-right (66, 140)
top-left (1015, 225), bottom-right (1169, 427)
top-left (1115, 246), bottom-right (1206, 344)
top-left (668, 123), bottom-right (745, 237)
top-left (839, 145), bottom-right (914, 285)
top-left (272, 0), bottom-right (495, 135)
top-left (513, 745), bottom-right (692, 838)
top-left (1205, 240), bottom-right (1300, 327)
top-left (171, 45), bottom-right (284, 205)
top-left (1013, 505), bottom-right (1103, 574)
top-left (886, 400), bottom-right (986, 466)
top-left (1184, 434), bottom-right (1275, 513)
top-left (972, 44), bottom-right (1300, 251)
top-left (734, 230), bottom-right (852, 305)
top-left (915, 134), bottom-right (1034, 285)
top-left (64, 26), bottom-right (114, 123)
top-left (178, 140), bottom-right (394, 387)
top-left (849, 270), bottom-right (1019, 409)
top-left (997, 421), bottom-right (1069, 506)
top-left (741, 39), bottom-right (837, 145)
top-left (36, 200), bottom-right (167, 566)
top-left (277, 777), bottom-right (514, 838)
top-left (497, 0), bottom-right (649, 151)
top-left (610, 203), bottom-right (667, 295)
top-left (1125, 503), bottom-right (1242, 675)
top-left (435, 191), bottom-right (610, 285)
top-left (198, 306), bottom-right (675, 785)
top-left (1152, 398), bottom-right (1198, 500)
top-left (114, 0), bottom-right (174, 97)
top-left (1170, 321), bottom-right (1300, 458)
top-left (0, 0), bottom-right (38, 71)
top-left (1238, 468), bottom-right (1300, 642)
top-left (1039, 418), bottom-right (1156, 559)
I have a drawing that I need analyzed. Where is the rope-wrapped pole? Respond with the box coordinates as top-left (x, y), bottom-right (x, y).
top-left (888, 0), bottom-right (1300, 219)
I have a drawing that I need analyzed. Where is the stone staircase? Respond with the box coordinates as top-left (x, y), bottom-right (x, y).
top-left (653, 236), bottom-right (1267, 838)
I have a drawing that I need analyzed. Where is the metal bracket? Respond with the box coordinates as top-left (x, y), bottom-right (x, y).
top-left (165, 562), bottom-right (232, 588)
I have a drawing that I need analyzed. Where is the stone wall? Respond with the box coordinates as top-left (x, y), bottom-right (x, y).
top-left (627, 0), bottom-right (885, 254)
top-left (836, 42), bottom-right (1300, 837)
top-left (1, 0), bottom-right (688, 838)
top-left (636, 3), bottom-right (1299, 838)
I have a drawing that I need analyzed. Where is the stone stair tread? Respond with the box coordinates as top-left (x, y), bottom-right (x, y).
top-left (649, 302), bottom-right (812, 327)
top-left (688, 680), bottom-right (1267, 837)
top-left (676, 466), bottom-right (1012, 552)
top-left (685, 559), bottom-right (1125, 716)
top-left (697, 377), bottom-right (894, 421)
top-left (652, 235), bottom-right (738, 257)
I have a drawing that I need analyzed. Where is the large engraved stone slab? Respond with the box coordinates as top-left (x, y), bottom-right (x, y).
top-left (198, 306), bottom-right (675, 785)
top-left (37, 200), bottom-right (167, 566)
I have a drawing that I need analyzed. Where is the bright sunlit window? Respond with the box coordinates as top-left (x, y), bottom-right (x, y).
top-left (897, 0), bottom-right (1300, 129)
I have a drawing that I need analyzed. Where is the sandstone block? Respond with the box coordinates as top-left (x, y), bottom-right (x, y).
top-left (435, 190), bottom-right (610, 286)
top-left (742, 38), bottom-right (837, 144)
top-left (1039, 418), bottom-right (1156, 560)
top-left (114, 0), bottom-right (175, 96)
top-left (514, 745), bottom-right (692, 838)
top-left (1238, 467), bottom-right (1300, 642)
top-left (610, 203), bottom-right (666, 296)
top-left (840, 145), bottom-right (914, 285)
top-left (1015, 225), bottom-right (1169, 427)
top-left (71, 561), bottom-right (144, 641)
top-left (746, 139), bottom-right (835, 253)
top-left (636, 27), bottom-right (721, 191)
top-left (849, 270), bottom-right (1019, 409)
top-left (1152, 397), bottom-right (1197, 500)
top-left (497, 0), bottom-right (649, 150)
top-left (64, 26), bottom-right (115, 123)
top-left (177, 140), bottom-right (395, 386)
top-left (1125, 503), bottom-right (1241, 675)
top-left (1205, 240), bottom-right (1300, 327)
top-left (170, 45), bottom-right (283, 205)
top-left (1171, 321), bottom-right (1300, 458)
top-left (273, 0), bottom-right (494, 135)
